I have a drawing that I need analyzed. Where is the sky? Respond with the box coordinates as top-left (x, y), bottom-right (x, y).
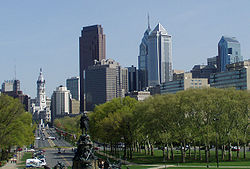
top-left (0, 0), bottom-right (250, 98)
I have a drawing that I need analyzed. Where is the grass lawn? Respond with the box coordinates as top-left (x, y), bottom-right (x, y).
top-left (102, 148), bottom-right (250, 167)
top-left (121, 165), bottom-right (157, 169)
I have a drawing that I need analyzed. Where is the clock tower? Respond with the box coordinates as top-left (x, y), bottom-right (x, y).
top-left (37, 68), bottom-right (46, 110)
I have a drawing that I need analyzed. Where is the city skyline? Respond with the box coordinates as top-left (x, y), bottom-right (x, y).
top-left (1, 0), bottom-right (250, 98)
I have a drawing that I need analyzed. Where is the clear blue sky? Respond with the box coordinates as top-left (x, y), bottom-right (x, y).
top-left (1, 0), bottom-right (250, 98)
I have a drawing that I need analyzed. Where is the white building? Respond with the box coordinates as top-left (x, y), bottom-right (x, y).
top-left (31, 68), bottom-right (51, 122)
top-left (148, 23), bottom-right (173, 86)
top-left (51, 86), bottom-right (71, 121)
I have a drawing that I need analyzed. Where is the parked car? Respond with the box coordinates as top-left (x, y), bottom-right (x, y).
top-left (231, 146), bottom-right (240, 151)
top-left (176, 145), bottom-right (189, 151)
top-left (17, 148), bottom-right (22, 151)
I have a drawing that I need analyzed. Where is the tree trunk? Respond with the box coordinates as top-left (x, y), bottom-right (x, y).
top-left (199, 145), bottom-right (202, 161)
top-left (130, 145), bottom-right (133, 159)
top-left (188, 144), bottom-right (191, 158)
top-left (171, 143), bottom-right (174, 160)
top-left (167, 144), bottom-right (170, 160)
top-left (221, 145), bottom-right (225, 160)
top-left (181, 142), bottom-right (185, 163)
top-left (236, 141), bottom-right (239, 159)
top-left (194, 145), bottom-right (197, 160)
top-left (205, 145), bottom-right (209, 167)
top-left (123, 144), bottom-right (127, 158)
top-left (208, 144), bottom-right (211, 159)
top-left (228, 142), bottom-right (232, 161)
top-left (150, 144), bottom-right (154, 156)
top-left (162, 148), bottom-right (165, 159)
top-left (147, 141), bottom-right (150, 155)
top-left (243, 144), bottom-right (246, 159)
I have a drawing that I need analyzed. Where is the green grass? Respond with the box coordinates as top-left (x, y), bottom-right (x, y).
top-left (102, 148), bottom-right (250, 167)
top-left (125, 166), bottom-right (154, 169)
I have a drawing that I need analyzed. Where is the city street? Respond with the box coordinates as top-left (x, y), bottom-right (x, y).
top-left (34, 127), bottom-right (74, 168)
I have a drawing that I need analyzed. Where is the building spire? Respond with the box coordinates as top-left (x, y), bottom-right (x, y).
top-left (147, 13), bottom-right (150, 30)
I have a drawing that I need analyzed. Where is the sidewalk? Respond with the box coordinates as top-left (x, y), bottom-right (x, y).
top-left (1, 151), bottom-right (23, 169)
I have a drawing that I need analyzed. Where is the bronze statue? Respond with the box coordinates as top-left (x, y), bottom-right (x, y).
top-left (80, 112), bottom-right (89, 135)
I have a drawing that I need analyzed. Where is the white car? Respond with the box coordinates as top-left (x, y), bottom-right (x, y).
top-left (48, 136), bottom-right (56, 140)
top-left (26, 158), bottom-right (46, 167)
top-left (35, 137), bottom-right (41, 140)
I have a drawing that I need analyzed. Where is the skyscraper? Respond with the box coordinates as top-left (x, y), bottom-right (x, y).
top-left (66, 76), bottom-right (80, 101)
top-left (79, 25), bottom-right (106, 112)
top-left (147, 23), bottom-right (173, 86)
top-left (138, 16), bottom-right (151, 91)
top-left (218, 36), bottom-right (242, 72)
top-left (128, 65), bottom-right (138, 92)
top-left (85, 59), bottom-right (126, 111)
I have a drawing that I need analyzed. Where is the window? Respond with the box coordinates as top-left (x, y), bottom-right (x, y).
top-left (228, 48), bottom-right (232, 54)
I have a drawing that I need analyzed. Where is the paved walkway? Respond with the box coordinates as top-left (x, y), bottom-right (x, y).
top-left (1, 151), bottom-right (23, 169)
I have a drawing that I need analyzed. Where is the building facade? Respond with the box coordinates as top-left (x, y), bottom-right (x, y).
top-left (85, 59), bottom-right (127, 111)
top-left (161, 72), bottom-right (210, 94)
top-left (79, 25), bottom-right (106, 112)
top-left (125, 91), bottom-right (151, 101)
top-left (1, 80), bottom-right (20, 92)
top-left (127, 65), bottom-right (138, 92)
top-left (210, 60), bottom-right (250, 90)
top-left (66, 76), bottom-right (80, 101)
top-left (218, 36), bottom-right (243, 72)
top-left (138, 20), bottom-right (151, 91)
top-left (51, 86), bottom-right (71, 121)
top-left (148, 23), bottom-right (173, 86)
top-left (31, 69), bottom-right (51, 122)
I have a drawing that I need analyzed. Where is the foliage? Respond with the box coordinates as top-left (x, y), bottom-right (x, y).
top-left (0, 94), bottom-right (34, 161)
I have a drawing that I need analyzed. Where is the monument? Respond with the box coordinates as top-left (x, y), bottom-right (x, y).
top-left (72, 112), bottom-right (96, 169)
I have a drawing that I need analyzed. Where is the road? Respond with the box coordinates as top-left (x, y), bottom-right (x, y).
top-left (34, 127), bottom-right (75, 168)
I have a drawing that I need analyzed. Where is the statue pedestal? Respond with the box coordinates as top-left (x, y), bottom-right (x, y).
top-left (72, 160), bottom-right (98, 169)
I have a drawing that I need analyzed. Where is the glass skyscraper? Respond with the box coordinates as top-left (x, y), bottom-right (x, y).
top-left (138, 21), bottom-right (150, 91)
top-left (218, 36), bottom-right (242, 72)
top-left (147, 23), bottom-right (173, 86)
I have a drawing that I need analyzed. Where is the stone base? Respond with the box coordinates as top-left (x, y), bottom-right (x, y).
top-left (72, 160), bottom-right (98, 169)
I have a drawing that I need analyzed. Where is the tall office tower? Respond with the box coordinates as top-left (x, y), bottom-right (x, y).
top-left (51, 86), bottom-right (71, 121)
top-left (85, 59), bottom-right (125, 111)
top-left (138, 17), bottom-right (151, 91)
top-left (218, 36), bottom-right (243, 72)
top-left (148, 23), bottom-right (173, 86)
top-left (120, 67), bottom-right (129, 96)
top-left (128, 65), bottom-right (138, 92)
top-left (36, 68), bottom-right (46, 110)
top-left (66, 77), bottom-right (80, 101)
top-left (79, 25), bottom-right (106, 112)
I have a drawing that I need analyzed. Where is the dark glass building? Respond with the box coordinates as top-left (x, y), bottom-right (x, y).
top-left (79, 25), bottom-right (106, 112)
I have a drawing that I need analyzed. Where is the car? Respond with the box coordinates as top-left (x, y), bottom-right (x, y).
top-left (232, 146), bottom-right (240, 151)
top-left (17, 148), bottom-right (23, 151)
top-left (35, 137), bottom-right (41, 140)
top-left (176, 145), bottom-right (189, 151)
top-left (26, 158), bottom-right (46, 167)
top-left (48, 136), bottom-right (56, 140)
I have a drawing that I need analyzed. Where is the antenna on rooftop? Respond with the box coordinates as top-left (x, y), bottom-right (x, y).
top-left (14, 58), bottom-right (16, 80)
top-left (147, 12), bottom-right (150, 30)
